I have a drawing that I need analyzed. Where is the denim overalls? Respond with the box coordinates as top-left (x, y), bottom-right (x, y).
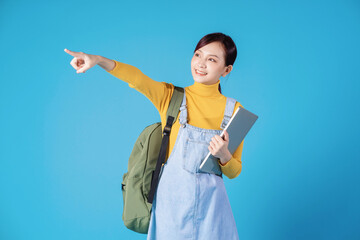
top-left (147, 92), bottom-right (239, 240)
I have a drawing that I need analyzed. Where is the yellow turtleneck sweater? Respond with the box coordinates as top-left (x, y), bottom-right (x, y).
top-left (107, 60), bottom-right (244, 179)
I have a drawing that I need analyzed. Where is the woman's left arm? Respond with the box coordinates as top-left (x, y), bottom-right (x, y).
top-left (219, 140), bottom-right (244, 179)
top-left (208, 130), bottom-right (244, 179)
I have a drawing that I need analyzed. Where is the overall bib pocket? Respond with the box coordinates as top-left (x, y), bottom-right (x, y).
top-left (183, 138), bottom-right (210, 174)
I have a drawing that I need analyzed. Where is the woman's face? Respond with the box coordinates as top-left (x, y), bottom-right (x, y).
top-left (191, 41), bottom-right (232, 85)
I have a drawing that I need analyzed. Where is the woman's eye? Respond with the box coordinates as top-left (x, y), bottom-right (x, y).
top-left (194, 53), bottom-right (215, 62)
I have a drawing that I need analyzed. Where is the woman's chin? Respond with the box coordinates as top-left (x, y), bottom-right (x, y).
top-left (193, 79), bottom-right (205, 84)
top-left (193, 76), bottom-right (206, 82)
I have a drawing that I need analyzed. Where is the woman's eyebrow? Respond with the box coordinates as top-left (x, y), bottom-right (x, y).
top-left (197, 50), bottom-right (220, 59)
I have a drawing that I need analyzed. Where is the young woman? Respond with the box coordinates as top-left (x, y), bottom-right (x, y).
top-left (65, 32), bottom-right (244, 239)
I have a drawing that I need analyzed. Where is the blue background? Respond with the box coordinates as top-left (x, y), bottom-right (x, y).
top-left (1, 0), bottom-right (359, 239)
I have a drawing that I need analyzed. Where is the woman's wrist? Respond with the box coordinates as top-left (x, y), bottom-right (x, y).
top-left (219, 151), bottom-right (232, 165)
top-left (97, 55), bottom-right (116, 72)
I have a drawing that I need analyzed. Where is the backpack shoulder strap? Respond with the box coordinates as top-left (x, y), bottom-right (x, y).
top-left (166, 86), bottom-right (184, 123)
top-left (147, 86), bottom-right (184, 204)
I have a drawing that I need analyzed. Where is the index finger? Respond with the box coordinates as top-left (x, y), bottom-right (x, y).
top-left (64, 48), bottom-right (81, 57)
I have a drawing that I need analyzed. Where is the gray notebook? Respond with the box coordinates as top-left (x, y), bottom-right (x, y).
top-left (199, 106), bottom-right (258, 176)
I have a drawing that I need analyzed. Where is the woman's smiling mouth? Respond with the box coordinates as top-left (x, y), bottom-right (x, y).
top-left (195, 69), bottom-right (207, 76)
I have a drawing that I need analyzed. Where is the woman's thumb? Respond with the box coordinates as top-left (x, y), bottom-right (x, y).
top-left (77, 66), bottom-right (87, 73)
top-left (223, 130), bottom-right (229, 141)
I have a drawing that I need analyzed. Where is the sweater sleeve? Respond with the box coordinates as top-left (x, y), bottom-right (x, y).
top-left (106, 60), bottom-right (174, 115)
top-left (219, 139), bottom-right (244, 179)
top-left (218, 101), bottom-right (245, 179)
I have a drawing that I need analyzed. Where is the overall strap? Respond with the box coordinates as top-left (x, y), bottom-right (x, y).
top-left (179, 92), bottom-right (188, 126)
top-left (220, 97), bottom-right (237, 129)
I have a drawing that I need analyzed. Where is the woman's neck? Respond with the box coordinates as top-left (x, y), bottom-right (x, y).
top-left (187, 79), bottom-right (222, 97)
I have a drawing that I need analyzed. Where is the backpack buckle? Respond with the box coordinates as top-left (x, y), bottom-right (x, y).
top-left (163, 116), bottom-right (174, 136)
top-left (164, 126), bottom-right (171, 134)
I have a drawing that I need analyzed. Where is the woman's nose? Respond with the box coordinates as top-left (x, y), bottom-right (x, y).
top-left (197, 60), bottom-right (206, 68)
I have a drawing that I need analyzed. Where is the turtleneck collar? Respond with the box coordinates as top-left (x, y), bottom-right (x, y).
top-left (187, 79), bottom-right (222, 98)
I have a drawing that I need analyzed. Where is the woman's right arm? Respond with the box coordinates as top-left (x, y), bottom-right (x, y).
top-left (97, 55), bottom-right (116, 72)
top-left (64, 48), bottom-right (174, 115)
top-left (104, 59), bottom-right (174, 115)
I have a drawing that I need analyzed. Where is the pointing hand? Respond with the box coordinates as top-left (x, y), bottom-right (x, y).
top-left (64, 48), bottom-right (99, 74)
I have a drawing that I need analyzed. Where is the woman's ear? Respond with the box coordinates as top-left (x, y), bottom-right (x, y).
top-left (222, 65), bottom-right (233, 77)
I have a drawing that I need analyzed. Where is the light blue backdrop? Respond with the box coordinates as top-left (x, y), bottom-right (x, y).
top-left (1, 0), bottom-right (359, 239)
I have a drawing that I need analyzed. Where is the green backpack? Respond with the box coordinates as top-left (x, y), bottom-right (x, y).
top-left (121, 86), bottom-right (184, 234)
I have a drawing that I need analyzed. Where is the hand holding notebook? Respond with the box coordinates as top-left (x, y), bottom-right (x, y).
top-left (199, 106), bottom-right (258, 176)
